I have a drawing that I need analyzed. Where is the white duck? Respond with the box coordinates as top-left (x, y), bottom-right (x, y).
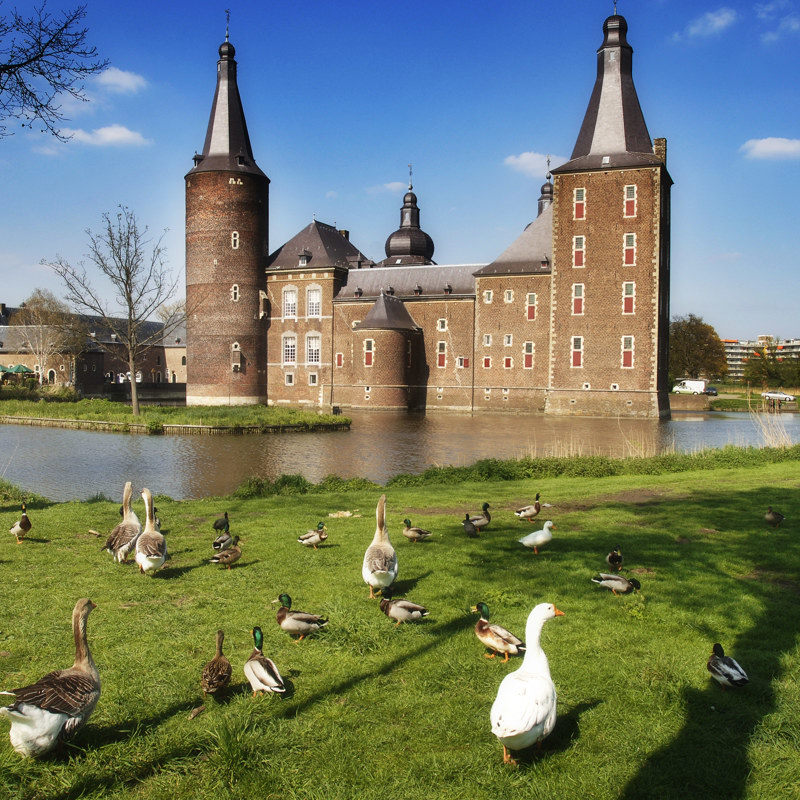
top-left (518, 521), bottom-right (555, 554)
top-left (490, 602), bottom-right (565, 765)
top-left (135, 488), bottom-right (167, 575)
top-left (362, 494), bottom-right (398, 598)
top-left (102, 481), bottom-right (142, 563)
top-left (0, 598), bottom-right (100, 757)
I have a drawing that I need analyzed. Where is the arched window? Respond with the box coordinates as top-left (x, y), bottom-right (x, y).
top-left (230, 284), bottom-right (239, 302)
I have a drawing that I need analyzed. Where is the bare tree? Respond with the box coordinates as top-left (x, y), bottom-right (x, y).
top-left (45, 206), bottom-right (180, 415)
top-left (10, 288), bottom-right (86, 384)
top-left (0, 2), bottom-right (108, 140)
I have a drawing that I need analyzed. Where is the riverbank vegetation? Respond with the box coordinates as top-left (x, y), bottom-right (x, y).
top-left (1, 458), bottom-right (798, 798)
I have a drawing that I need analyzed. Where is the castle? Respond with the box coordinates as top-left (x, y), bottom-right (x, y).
top-left (185, 13), bottom-right (672, 418)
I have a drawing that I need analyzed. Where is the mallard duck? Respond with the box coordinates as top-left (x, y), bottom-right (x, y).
top-left (274, 593), bottom-right (328, 641)
top-left (0, 598), bottom-right (100, 757)
top-left (402, 518), bottom-right (432, 543)
top-left (244, 627), bottom-right (286, 696)
top-left (518, 520), bottom-right (555, 554)
top-left (362, 494), bottom-right (398, 598)
top-left (298, 522), bottom-right (328, 549)
top-left (212, 529), bottom-right (234, 552)
top-left (462, 513), bottom-right (479, 538)
top-left (490, 602), bottom-right (565, 764)
top-left (213, 512), bottom-right (230, 533)
top-left (9, 503), bottom-right (32, 544)
top-left (606, 545), bottom-right (623, 572)
top-left (379, 588), bottom-right (430, 626)
top-left (469, 502), bottom-right (491, 531)
top-left (201, 630), bottom-right (232, 696)
top-left (209, 536), bottom-right (241, 569)
top-left (591, 573), bottom-right (641, 595)
top-left (514, 493), bottom-right (542, 523)
top-left (765, 507), bottom-right (785, 528)
top-left (707, 643), bottom-right (748, 689)
top-left (135, 488), bottom-right (167, 575)
top-left (470, 602), bottom-right (526, 663)
top-left (103, 482), bottom-right (142, 562)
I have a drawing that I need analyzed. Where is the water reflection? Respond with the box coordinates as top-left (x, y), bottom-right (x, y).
top-left (1, 410), bottom-right (797, 502)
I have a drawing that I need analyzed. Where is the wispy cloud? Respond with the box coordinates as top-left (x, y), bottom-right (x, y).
top-left (761, 13), bottom-right (800, 42)
top-left (740, 137), bottom-right (800, 159)
top-left (61, 124), bottom-right (152, 147)
top-left (673, 8), bottom-right (738, 40)
top-left (94, 67), bottom-right (148, 94)
top-left (325, 190), bottom-right (338, 199)
top-left (503, 151), bottom-right (565, 177)
top-left (366, 181), bottom-right (407, 195)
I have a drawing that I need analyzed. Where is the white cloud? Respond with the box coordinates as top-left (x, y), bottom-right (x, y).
top-left (756, 1), bottom-right (791, 21)
top-left (761, 13), bottom-right (800, 41)
top-left (503, 151), bottom-right (565, 177)
top-left (740, 137), bottom-right (800, 159)
top-left (366, 181), bottom-right (407, 195)
top-left (94, 67), bottom-right (148, 94)
top-left (674, 8), bottom-right (738, 40)
top-left (62, 124), bottom-right (153, 147)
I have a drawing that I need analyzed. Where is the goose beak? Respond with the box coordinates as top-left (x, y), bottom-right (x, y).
top-left (553, 607), bottom-right (565, 617)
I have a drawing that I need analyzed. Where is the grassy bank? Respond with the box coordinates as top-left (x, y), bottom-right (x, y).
top-left (1, 457), bottom-right (799, 798)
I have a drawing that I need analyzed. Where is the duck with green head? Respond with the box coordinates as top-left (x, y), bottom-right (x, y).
top-left (298, 522), bottom-right (328, 549)
top-left (402, 518), bottom-right (432, 543)
top-left (244, 627), bottom-right (286, 695)
top-left (470, 602), bottom-right (526, 663)
top-left (469, 503), bottom-right (491, 531)
top-left (274, 593), bottom-right (328, 641)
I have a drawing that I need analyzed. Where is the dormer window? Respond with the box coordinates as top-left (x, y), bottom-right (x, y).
top-left (354, 287), bottom-right (363, 298)
top-left (386, 286), bottom-right (395, 296)
top-left (443, 283), bottom-right (452, 295)
top-left (236, 154), bottom-right (245, 166)
top-left (298, 249), bottom-right (311, 267)
top-left (413, 284), bottom-right (422, 296)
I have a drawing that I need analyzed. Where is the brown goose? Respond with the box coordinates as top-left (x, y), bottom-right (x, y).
top-left (135, 488), bottom-right (167, 574)
top-left (362, 494), bottom-right (398, 598)
top-left (102, 482), bottom-right (142, 562)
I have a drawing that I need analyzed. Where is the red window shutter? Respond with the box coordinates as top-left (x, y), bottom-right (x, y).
top-left (504, 357), bottom-right (512, 369)
top-left (336, 353), bottom-right (343, 367)
top-left (625, 199), bottom-right (636, 217)
top-left (623, 350), bottom-right (633, 368)
top-left (624, 247), bottom-right (635, 265)
top-left (463, 357), bottom-right (469, 368)
top-left (575, 201), bottom-right (585, 219)
top-left (483, 357), bottom-right (491, 368)
top-left (527, 304), bottom-right (536, 320)
top-left (365, 351), bottom-right (373, 367)
top-left (524, 353), bottom-right (533, 369)
top-left (572, 350), bottom-right (582, 367)
top-left (438, 353), bottom-right (445, 367)
top-left (573, 297), bottom-right (583, 314)
top-left (574, 250), bottom-right (584, 267)
top-left (623, 296), bottom-right (634, 314)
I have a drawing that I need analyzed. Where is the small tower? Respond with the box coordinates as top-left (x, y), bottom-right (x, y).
top-left (381, 174), bottom-right (435, 266)
top-left (185, 36), bottom-right (270, 405)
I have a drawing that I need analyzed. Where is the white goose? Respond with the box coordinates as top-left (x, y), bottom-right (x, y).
top-left (490, 602), bottom-right (565, 764)
top-left (135, 488), bottom-right (167, 575)
top-left (102, 481), bottom-right (142, 563)
top-left (518, 521), bottom-right (555, 554)
top-left (362, 494), bottom-right (398, 598)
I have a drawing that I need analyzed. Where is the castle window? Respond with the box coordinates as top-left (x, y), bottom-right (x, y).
top-left (283, 335), bottom-right (296, 364)
top-left (523, 341), bottom-right (534, 369)
top-left (437, 341), bottom-right (446, 368)
top-left (573, 236), bottom-right (585, 268)
top-left (483, 334), bottom-right (492, 347)
top-left (285, 373), bottom-right (294, 386)
top-left (504, 356), bottom-right (513, 369)
top-left (572, 336), bottom-right (583, 368)
top-left (526, 293), bottom-right (537, 320)
top-left (574, 187), bottom-right (586, 220)
top-left (504, 290), bottom-right (514, 303)
top-left (624, 233), bottom-right (636, 266)
top-left (336, 352), bottom-right (343, 368)
top-left (483, 290), bottom-right (493, 303)
top-left (457, 356), bottom-right (470, 368)
top-left (308, 373), bottom-right (318, 386)
top-left (364, 339), bottom-right (374, 367)
top-left (572, 283), bottom-right (584, 315)
top-left (181, 356), bottom-right (186, 366)
top-left (231, 231), bottom-right (240, 249)
top-left (623, 282), bottom-right (635, 314)
top-left (504, 334), bottom-right (513, 347)
top-left (307, 287), bottom-right (321, 317)
top-left (285, 289), bottom-right (298, 317)
top-left (622, 336), bottom-right (634, 368)
top-left (624, 184), bottom-right (637, 218)
top-left (306, 335), bottom-right (321, 365)
top-left (230, 284), bottom-right (239, 302)
top-left (437, 318), bottom-right (447, 332)
top-left (483, 356), bottom-right (491, 369)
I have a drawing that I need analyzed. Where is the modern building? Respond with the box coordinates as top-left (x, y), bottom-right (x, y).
top-left (723, 336), bottom-right (800, 381)
top-left (185, 12), bottom-right (672, 417)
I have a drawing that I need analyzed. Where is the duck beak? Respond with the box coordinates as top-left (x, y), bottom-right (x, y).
top-left (553, 607), bottom-right (565, 617)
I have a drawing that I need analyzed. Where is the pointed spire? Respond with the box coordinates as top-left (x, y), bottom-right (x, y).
top-left (190, 37), bottom-right (266, 177)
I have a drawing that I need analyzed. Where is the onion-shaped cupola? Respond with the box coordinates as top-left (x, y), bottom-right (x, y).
top-left (537, 175), bottom-right (553, 217)
top-left (383, 182), bottom-right (435, 266)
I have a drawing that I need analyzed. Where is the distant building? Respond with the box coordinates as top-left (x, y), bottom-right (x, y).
top-left (185, 13), bottom-right (672, 417)
top-left (723, 336), bottom-right (800, 381)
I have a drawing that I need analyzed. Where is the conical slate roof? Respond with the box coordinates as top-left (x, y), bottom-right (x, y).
top-left (353, 291), bottom-right (420, 331)
top-left (267, 220), bottom-right (373, 270)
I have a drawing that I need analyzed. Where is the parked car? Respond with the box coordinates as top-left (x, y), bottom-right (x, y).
top-left (761, 390), bottom-right (796, 402)
top-left (703, 386), bottom-right (718, 396)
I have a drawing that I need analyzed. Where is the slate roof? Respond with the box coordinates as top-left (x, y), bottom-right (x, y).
top-left (335, 263), bottom-right (484, 300)
top-left (267, 220), bottom-right (373, 270)
top-left (474, 204), bottom-right (553, 277)
top-left (353, 292), bottom-right (421, 331)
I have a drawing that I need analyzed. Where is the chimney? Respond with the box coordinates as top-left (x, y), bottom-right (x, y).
top-left (339, 229), bottom-right (350, 241)
top-left (653, 138), bottom-right (667, 165)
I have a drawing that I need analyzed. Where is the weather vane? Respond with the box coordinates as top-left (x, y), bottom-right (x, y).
top-left (408, 163), bottom-right (413, 190)
top-left (225, 8), bottom-right (230, 40)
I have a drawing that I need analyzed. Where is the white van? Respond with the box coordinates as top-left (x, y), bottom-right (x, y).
top-left (672, 380), bottom-right (706, 394)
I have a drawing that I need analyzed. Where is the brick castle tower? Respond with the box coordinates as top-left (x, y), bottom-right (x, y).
top-left (185, 36), bottom-right (269, 405)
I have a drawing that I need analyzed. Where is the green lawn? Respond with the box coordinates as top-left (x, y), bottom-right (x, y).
top-left (1, 460), bottom-right (799, 799)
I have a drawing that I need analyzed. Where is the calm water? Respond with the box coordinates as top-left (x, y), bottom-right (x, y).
top-left (2, 411), bottom-right (798, 502)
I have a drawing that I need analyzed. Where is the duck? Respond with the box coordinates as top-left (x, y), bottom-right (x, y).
top-left (213, 512), bottom-right (230, 534)
top-left (135, 488), bottom-right (167, 575)
top-left (244, 627), bottom-right (286, 696)
top-left (462, 513), bottom-right (479, 538)
top-left (469, 502), bottom-right (491, 531)
top-left (765, 507), bottom-right (785, 528)
top-left (707, 643), bottom-right (748, 688)
top-left (201, 630), bottom-right (232, 697)
top-left (209, 537), bottom-right (241, 569)
top-left (9, 503), bottom-right (32, 544)
top-left (402, 518), bottom-right (432, 543)
top-left (0, 598), bottom-right (100, 757)
top-left (591, 573), bottom-right (641, 595)
top-left (518, 521), bottom-right (555, 554)
top-left (298, 522), bottom-right (328, 549)
top-left (212, 529), bottom-right (234, 552)
top-left (102, 481), bottom-right (142, 562)
top-left (362, 494), bottom-right (398, 598)
top-left (514, 493), bottom-right (543, 523)
top-left (470, 602), bottom-right (526, 663)
top-left (606, 545), bottom-right (623, 572)
top-left (274, 593), bottom-right (328, 641)
top-left (379, 588), bottom-right (430, 626)
top-left (490, 602), bottom-right (565, 765)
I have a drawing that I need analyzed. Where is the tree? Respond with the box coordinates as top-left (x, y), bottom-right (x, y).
top-left (45, 206), bottom-right (180, 415)
top-left (742, 340), bottom-right (799, 388)
top-left (669, 314), bottom-right (728, 383)
top-left (0, 2), bottom-right (108, 140)
top-left (10, 288), bottom-right (86, 384)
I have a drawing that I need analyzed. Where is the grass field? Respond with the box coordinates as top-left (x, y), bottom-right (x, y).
top-left (1, 460), bottom-right (799, 799)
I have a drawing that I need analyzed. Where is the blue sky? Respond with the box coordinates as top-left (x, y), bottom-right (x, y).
top-left (1, 0), bottom-right (798, 341)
